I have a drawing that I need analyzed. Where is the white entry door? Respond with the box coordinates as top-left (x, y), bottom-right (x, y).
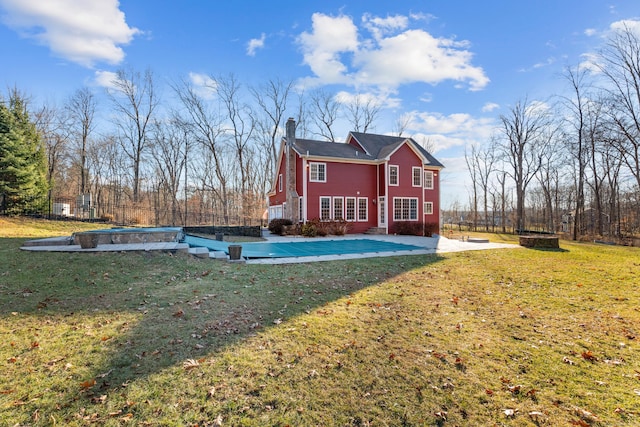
top-left (378, 196), bottom-right (386, 227)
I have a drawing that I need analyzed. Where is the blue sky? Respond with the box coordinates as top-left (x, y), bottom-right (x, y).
top-left (0, 0), bottom-right (638, 207)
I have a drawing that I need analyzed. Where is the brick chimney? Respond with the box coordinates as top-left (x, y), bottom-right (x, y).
top-left (285, 118), bottom-right (299, 223)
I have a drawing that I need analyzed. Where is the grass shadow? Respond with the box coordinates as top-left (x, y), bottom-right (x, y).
top-left (1, 236), bottom-right (445, 422)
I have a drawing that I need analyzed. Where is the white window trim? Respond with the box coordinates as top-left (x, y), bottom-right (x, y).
top-left (393, 197), bottom-right (419, 221)
top-left (309, 162), bottom-right (327, 183)
top-left (412, 167), bottom-right (422, 187)
top-left (333, 196), bottom-right (344, 220)
top-left (389, 164), bottom-right (399, 186)
top-left (345, 197), bottom-right (356, 221)
top-left (320, 196), bottom-right (331, 220)
top-left (423, 170), bottom-right (434, 190)
top-left (424, 201), bottom-right (433, 215)
top-left (357, 197), bottom-right (368, 222)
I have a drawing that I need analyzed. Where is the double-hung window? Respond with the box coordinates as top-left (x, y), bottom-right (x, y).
top-left (412, 167), bottom-right (422, 187)
top-left (345, 197), bottom-right (356, 221)
top-left (309, 162), bottom-right (326, 182)
top-left (320, 197), bottom-right (331, 220)
top-left (358, 198), bottom-right (368, 221)
top-left (333, 197), bottom-right (344, 220)
top-left (423, 170), bottom-right (434, 189)
top-left (389, 165), bottom-right (399, 186)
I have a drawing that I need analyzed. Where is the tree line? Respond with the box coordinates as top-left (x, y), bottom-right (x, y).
top-left (464, 25), bottom-right (640, 241)
top-left (1, 72), bottom-right (384, 226)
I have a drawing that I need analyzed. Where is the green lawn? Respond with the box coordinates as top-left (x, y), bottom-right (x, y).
top-left (1, 218), bottom-right (639, 426)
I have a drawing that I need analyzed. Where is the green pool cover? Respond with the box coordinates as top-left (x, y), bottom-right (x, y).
top-left (183, 235), bottom-right (423, 259)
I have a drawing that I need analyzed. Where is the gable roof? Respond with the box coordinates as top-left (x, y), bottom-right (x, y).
top-left (287, 132), bottom-right (444, 168)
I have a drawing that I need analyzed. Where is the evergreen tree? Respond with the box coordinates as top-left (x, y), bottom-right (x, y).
top-left (0, 90), bottom-right (48, 214)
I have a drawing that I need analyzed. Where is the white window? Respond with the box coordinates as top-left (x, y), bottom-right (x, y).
top-left (424, 170), bottom-right (434, 189)
top-left (310, 162), bottom-right (326, 182)
top-left (389, 165), bottom-right (399, 186)
top-left (424, 201), bottom-right (433, 215)
top-left (412, 167), bottom-right (422, 187)
top-left (333, 197), bottom-right (344, 220)
top-left (358, 197), bottom-right (368, 221)
top-left (394, 198), bottom-right (418, 221)
top-left (278, 174), bottom-right (283, 192)
top-left (320, 197), bottom-right (331, 220)
top-left (346, 197), bottom-right (356, 221)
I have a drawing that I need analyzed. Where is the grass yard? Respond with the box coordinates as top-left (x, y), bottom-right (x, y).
top-left (1, 218), bottom-right (639, 426)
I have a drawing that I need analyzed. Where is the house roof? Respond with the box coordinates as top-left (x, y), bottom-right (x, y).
top-left (288, 132), bottom-right (444, 168)
top-left (292, 138), bottom-right (376, 161)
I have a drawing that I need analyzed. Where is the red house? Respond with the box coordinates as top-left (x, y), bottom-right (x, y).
top-left (268, 118), bottom-right (444, 235)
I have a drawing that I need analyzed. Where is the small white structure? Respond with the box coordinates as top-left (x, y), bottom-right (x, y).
top-left (53, 203), bottom-right (71, 216)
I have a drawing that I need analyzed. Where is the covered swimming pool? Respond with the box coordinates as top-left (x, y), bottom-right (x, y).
top-left (183, 235), bottom-right (423, 259)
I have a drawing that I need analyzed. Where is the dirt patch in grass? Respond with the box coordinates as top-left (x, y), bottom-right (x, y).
top-left (1, 218), bottom-right (639, 425)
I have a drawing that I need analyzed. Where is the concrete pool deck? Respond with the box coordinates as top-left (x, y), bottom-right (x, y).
top-left (20, 231), bottom-right (519, 264)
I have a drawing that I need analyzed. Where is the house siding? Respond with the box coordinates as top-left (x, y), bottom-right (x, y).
top-left (305, 160), bottom-right (377, 233)
top-left (386, 144), bottom-right (433, 234)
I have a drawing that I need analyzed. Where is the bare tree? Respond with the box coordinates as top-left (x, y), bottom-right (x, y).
top-left (216, 74), bottom-right (257, 224)
top-left (32, 103), bottom-right (71, 193)
top-left (250, 78), bottom-right (292, 168)
top-left (108, 68), bottom-right (158, 203)
top-left (597, 24), bottom-right (640, 191)
top-left (66, 87), bottom-right (97, 195)
top-left (149, 118), bottom-right (188, 225)
top-left (344, 93), bottom-right (381, 133)
top-left (309, 89), bottom-right (340, 141)
top-left (498, 98), bottom-right (552, 232)
top-left (393, 112), bottom-right (412, 137)
top-left (172, 77), bottom-right (231, 224)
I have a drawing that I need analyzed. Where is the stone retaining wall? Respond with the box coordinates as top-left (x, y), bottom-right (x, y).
top-left (519, 235), bottom-right (560, 249)
top-left (184, 226), bottom-right (261, 238)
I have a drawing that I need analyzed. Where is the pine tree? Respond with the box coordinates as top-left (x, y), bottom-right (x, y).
top-left (0, 90), bottom-right (48, 214)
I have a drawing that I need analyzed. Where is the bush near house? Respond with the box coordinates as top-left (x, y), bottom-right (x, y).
top-left (394, 221), bottom-right (440, 237)
top-left (268, 218), bottom-right (292, 235)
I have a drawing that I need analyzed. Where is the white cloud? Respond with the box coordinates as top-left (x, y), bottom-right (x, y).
top-left (297, 13), bottom-right (359, 85)
top-left (584, 28), bottom-right (597, 37)
top-left (406, 111), bottom-right (496, 152)
top-left (0, 0), bottom-right (139, 67)
top-left (93, 70), bottom-right (119, 89)
top-left (247, 33), bottom-right (266, 56)
top-left (296, 13), bottom-right (489, 92)
top-left (481, 102), bottom-right (499, 112)
top-left (189, 72), bottom-right (218, 100)
top-left (610, 19), bottom-right (640, 36)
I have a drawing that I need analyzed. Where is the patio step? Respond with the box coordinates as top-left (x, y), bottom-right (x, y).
top-left (364, 227), bottom-right (386, 235)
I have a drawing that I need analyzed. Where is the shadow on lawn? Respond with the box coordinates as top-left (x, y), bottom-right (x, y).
top-left (0, 237), bottom-right (445, 421)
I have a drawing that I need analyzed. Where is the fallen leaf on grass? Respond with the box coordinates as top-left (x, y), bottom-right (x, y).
top-left (434, 411), bottom-right (447, 420)
top-left (173, 309), bottom-right (184, 318)
top-left (581, 351), bottom-right (597, 362)
top-left (80, 379), bottom-right (96, 390)
top-left (503, 408), bottom-right (517, 418)
top-left (183, 359), bottom-right (199, 370)
top-left (563, 356), bottom-right (575, 365)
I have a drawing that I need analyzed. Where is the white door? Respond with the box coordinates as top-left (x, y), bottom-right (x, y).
top-left (378, 196), bottom-right (386, 227)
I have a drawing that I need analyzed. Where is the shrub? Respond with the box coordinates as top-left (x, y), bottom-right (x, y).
top-left (424, 222), bottom-right (439, 237)
top-left (328, 219), bottom-right (351, 236)
top-left (301, 222), bottom-right (317, 237)
top-left (394, 221), bottom-right (424, 236)
top-left (268, 218), bottom-right (293, 235)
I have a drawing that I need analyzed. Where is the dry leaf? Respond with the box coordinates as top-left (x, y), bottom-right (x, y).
top-left (503, 408), bottom-right (517, 418)
top-left (434, 411), bottom-right (447, 420)
top-left (80, 379), bottom-right (96, 389)
top-left (183, 359), bottom-right (200, 370)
